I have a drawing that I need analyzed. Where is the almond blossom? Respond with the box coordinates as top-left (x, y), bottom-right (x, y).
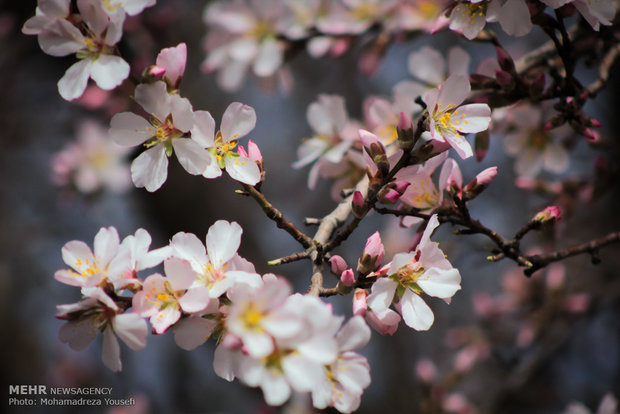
top-left (367, 214), bottom-right (462, 330)
top-left (311, 316), bottom-right (372, 413)
top-left (219, 291), bottom-right (342, 407)
top-left (191, 102), bottom-right (261, 186)
top-left (56, 287), bottom-right (147, 372)
top-left (448, 0), bottom-right (533, 40)
top-left (32, 0), bottom-right (129, 100)
top-left (293, 94), bottom-right (360, 189)
top-left (540, 0), bottom-right (616, 31)
top-left (316, 0), bottom-right (399, 35)
top-left (423, 75), bottom-right (492, 159)
top-left (393, 46), bottom-right (470, 114)
top-left (202, 0), bottom-right (287, 91)
top-left (396, 153), bottom-right (461, 226)
top-left (101, 0), bottom-right (156, 17)
top-left (499, 104), bottom-right (570, 177)
top-left (22, 0), bottom-right (70, 36)
top-left (50, 120), bottom-right (131, 194)
top-left (133, 258), bottom-right (212, 334)
top-left (54, 226), bottom-right (129, 288)
top-left (152, 42), bottom-right (187, 90)
top-left (170, 220), bottom-right (261, 299)
top-left (110, 81), bottom-right (211, 192)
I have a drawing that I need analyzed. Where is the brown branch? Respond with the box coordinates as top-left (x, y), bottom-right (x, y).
top-left (527, 231), bottom-right (620, 274)
top-left (241, 184), bottom-right (313, 249)
top-left (267, 250), bottom-right (311, 266)
top-left (588, 42), bottom-right (620, 97)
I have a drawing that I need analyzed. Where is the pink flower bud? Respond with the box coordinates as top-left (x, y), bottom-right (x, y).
top-left (563, 293), bottom-right (590, 313)
top-left (393, 180), bottom-right (410, 194)
top-left (353, 289), bottom-right (368, 317)
top-left (329, 255), bottom-right (348, 275)
top-left (380, 188), bottom-right (400, 204)
top-left (359, 129), bottom-right (381, 149)
top-left (363, 231), bottom-right (384, 266)
top-left (398, 112), bottom-right (412, 131)
top-left (495, 46), bottom-right (514, 72)
top-left (340, 268), bottom-right (355, 287)
top-left (415, 358), bottom-right (438, 383)
top-left (352, 190), bottom-right (365, 218)
top-left (584, 128), bottom-right (600, 142)
top-left (588, 118), bottom-right (602, 128)
top-left (148, 65), bottom-right (167, 77)
top-left (534, 205), bottom-right (562, 224)
top-left (464, 166), bottom-right (498, 199)
top-left (495, 70), bottom-right (513, 87)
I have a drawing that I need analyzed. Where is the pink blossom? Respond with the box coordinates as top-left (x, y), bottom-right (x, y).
top-left (191, 102), bottom-right (261, 186)
top-left (330, 255), bottom-right (349, 275)
top-left (155, 42), bottom-right (187, 89)
top-left (110, 81), bottom-right (211, 192)
top-left (340, 269), bottom-right (356, 287)
top-left (57, 288), bottom-right (147, 372)
top-left (423, 75), bottom-right (492, 159)
top-left (366, 214), bottom-right (461, 331)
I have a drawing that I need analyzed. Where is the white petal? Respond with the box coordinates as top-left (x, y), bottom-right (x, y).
top-left (191, 110), bottom-right (216, 148)
top-left (171, 232), bottom-right (208, 269)
top-left (57, 59), bottom-right (92, 101)
top-left (418, 268), bottom-right (462, 299)
top-left (497, 0), bottom-right (532, 37)
top-left (400, 290), bottom-right (434, 331)
top-left (336, 316), bottom-right (371, 351)
top-left (179, 287), bottom-right (211, 313)
top-left (113, 313), bottom-right (148, 350)
top-left (454, 104), bottom-right (491, 134)
top-left (407, 46), bottom-right (445, 85)
top-left (90, 55), bottom-right (129, 90)
top-left (366, 278), bottom-right (398, 313)
top-left (542, 143), bottom-right (569, 174)
top-left (164, 257), bottom-right (197, 290)
top-left (261, 371), bottom-right (291, 406)
top-left (131, 144), bottom-right (169, 192)
top-left (135, 81), bottom-right (170, 122)
top-left (225, 155), bottom-right (260, 185)
top-left (253, 38), bottom-right (283, 77)
top-left (169, 94), bottom-right (194, 132)
top-left (206, 220), bottom-right (242, 269)
top-left (102, 327), bottom-right (122, 372)
top-left (110, 112), bottom-right (152, 146)
top-left (173, 316), bottom-right (217, 350)
top-left (58, 319), bottom-right (99, 351)
top-left (38, 19), bottom-right (83, 56)
top-left (93, 226), bottom-right (120, 268)
top-left (221, 102), bottom-right (257, 141)
top-left (172, 138), bottom-right (211, 175)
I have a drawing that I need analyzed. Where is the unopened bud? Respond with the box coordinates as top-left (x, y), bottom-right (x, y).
top-left (366, 308), bottom-right (400, 336)
top-left (496, 46), bottom-right (515, 73)
top-left (352, 190), bottom-right (366, 218)
top-left (397, 112), bottom-right (415, 149)
top-left (393, 180), bottom-right (410, 194)
top-left (495, 70), bottom-right (514, 88)
top-left (584, 128), bottom-right (600, 143)
top-left (358, 231), bottom-right (385, 274)
top-left (534, 205), bottom-right (562, 224)
top-left (378, 187), bottom-right (400, 204)
top-left (340, 268), bottom-right (355, 287)
top-left (464, 166), bottom-right (498, 199)
top-left (329, 255), bottom-right (348, 275)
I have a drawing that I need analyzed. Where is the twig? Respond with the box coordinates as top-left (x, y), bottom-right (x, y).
top-left (241, 184), bottom-right (313, 249)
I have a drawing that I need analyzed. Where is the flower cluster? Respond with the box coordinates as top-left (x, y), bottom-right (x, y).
top-left (109, 43), bottom-right (262, 191)
top-left (22, 0), bottom-right (156, 100)
top-left (201, 0), bottom-right (452, 90)
top-left (55, 221), bottom-right (372, 412)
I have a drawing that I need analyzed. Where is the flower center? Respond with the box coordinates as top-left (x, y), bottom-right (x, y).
top-left (240, 303), bottom-right (264, 330)
top-left (527, 130), bottom-right (550, 150)
top-left (393, 261), bottom-right (425, 289)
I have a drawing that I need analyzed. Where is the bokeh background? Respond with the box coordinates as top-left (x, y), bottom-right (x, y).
top-left (2, 1), bottom-right (619, 413)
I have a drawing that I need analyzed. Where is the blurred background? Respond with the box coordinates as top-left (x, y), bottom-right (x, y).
top-left (1, 1), bottom-right (619, 413)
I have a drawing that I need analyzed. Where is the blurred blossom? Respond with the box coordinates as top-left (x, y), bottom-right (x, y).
top-left (51, 120), bottom-right (131, 195)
